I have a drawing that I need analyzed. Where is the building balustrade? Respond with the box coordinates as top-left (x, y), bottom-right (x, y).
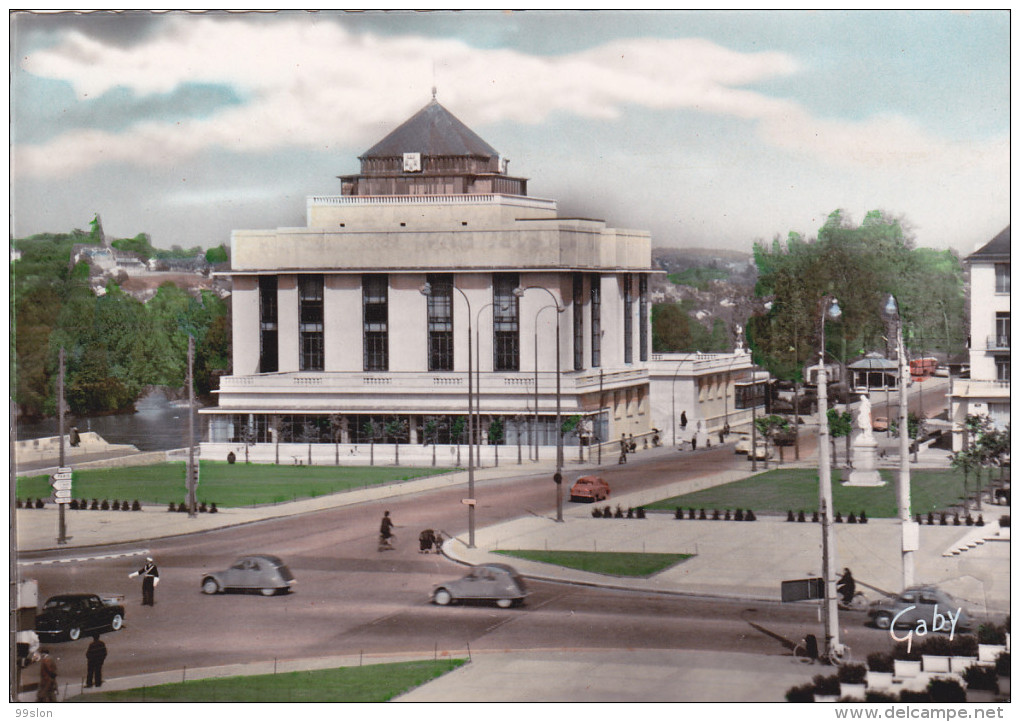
top-left (308, 193), bottom-right (556, 210)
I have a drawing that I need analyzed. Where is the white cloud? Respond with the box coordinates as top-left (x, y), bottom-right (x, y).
top-left (15, 16), bottom-right (804, 177)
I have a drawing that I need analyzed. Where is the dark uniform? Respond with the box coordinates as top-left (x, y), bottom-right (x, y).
top-left (37, 651), bottom-right (57, 702)
top-left (131, 558), bottom-right (160, 606)
top-left (85, 635), bottom-right (107, 688)
top-left (837, 568), bottom-right (856, 605)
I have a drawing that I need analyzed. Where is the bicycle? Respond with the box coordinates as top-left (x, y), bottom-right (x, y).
top-left (793, 636), bottom-right (853, 667)
top-left (839, 591), bottom-right (869, 612)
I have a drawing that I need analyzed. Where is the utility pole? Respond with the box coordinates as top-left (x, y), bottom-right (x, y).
top-left (56, 348), bottom-right (68, 544)
top-left (186, 336), bottom-right (197, 518)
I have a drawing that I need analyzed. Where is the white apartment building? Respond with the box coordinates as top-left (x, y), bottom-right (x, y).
top-left (201, 97), bottom-right (655, 463)
top-left (948, 226), bottom-right (1010, 450)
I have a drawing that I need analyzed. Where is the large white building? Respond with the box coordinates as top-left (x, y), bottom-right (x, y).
top-left (948, 226), bottom-right (1010, 450)
top-left (201, 97), bottom-right (655, 463)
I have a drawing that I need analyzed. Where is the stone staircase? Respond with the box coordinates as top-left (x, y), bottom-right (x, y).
top-left (942, 521), bottom-right (1010, 557)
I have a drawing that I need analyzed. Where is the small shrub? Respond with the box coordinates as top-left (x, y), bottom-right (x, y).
top-left (15, 499), bottom-right (22, 509)
top-left (167, 502), bottom-right (176, 512)
top-left (787, 510), bottom-right (795, 522)
top-left (615, 505), bottom-right (624, 519)
top-left (995, 652), bottom-right (1009, 677)
top-left (798, 510), bottom-right (806, 523)
top-left (734, 508), bottom-right (744, 521)
top-left (35, 498), bottom-right (45, 509)
top-left (859, 510), bottom-right (867, 524)
top-left (100, 499), bottom-right (110, 510)
top-left (636, 507), bottom-right (645, 519)
top-left (899, 689), bottom-right (932, 702)
top-left (976, 514), bottom-right (985, 527)
top-left (963, 665), bottom-right (999, 692)
top-left (838, 664), bottom-right (867, 685)
top-left (953, 513), bottom-right (961, 526)
top-left (966, 514), bottom-right (974, 526)
top-left (68, 499), bottom-right (78, 510)
top-left (927, 512), bottom-right (934, 525)
top-left (745, 509), bottom-right (756, 521)
top-left (712, 509), bottom-right (720, 520)
top-left (592, 508), bottom-right (602, 518)
top-left (915, 513), bottom-right (923, 524)
top-left (91, 499), bottom-right (99, 510)
top-left (892, 641), bottom-right (922, 661)
top-left (812, 674), bottom-right (841, 696)
top-left (132, 500), bottom-right (141, 511)
top-left (940, 512), bottom-right (948, 526)
top-left (724, 509), bottom-right (731, 521)
top-left (178, 502), bottom-right (188, 512)
top-left (928, 677), bottom-right (967, 702)
top-left (999, 515), bottom-right (1010, 527)
top-left (949, 635), bottom-right (978, 658)
top-left (919, 634), bottom-right (953, 656)
top-left (867, 652), bottom-right (894, 673)
top-left (674, 507), bottom-right (682, 520)
top-left (848, 512), bottom-right (857, 524)
top-left (812, 511), bottom-right (819, 523)
top-left (626, 508), bottom-right (634, 519)
top-left (834, 511), bottom-right (843, 523)
top-left (865, 691), bottom-right (897, 702)
top-left (698, 509), bottom-right (707, 520)
top-left (199, 502), bottom-right (208, 513)
top-left (112, 500), bottom-right (121, 511)
top-left (688, 508), bottom-right (696, 520)
top-left (977, 622), bottom-right (1008, 645)
top-left (785, 683), bottom-right (815, 703)
top-left (210, 503), bottom-right (218, 513)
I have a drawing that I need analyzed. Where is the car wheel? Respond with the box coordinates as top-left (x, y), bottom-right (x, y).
top-left (873, 613), bottom-right (893, 630)
top-left (260, 588), bottom-right (276, 597)
top-left (68, 626), bottom-right (81, 641)
top-left (202, 578), bottom-right (220, 595)
top-left (496, 598), bottom-right (513, 609)
top-left (434, 588), bottom-right (453, 606)
top-left (110, 614), bottom-right (123, 631)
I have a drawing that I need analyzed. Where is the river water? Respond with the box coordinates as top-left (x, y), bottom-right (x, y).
top-left (15, 390), bottom-right (202, 452)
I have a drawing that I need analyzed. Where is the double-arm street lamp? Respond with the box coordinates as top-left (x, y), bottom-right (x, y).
top-left (514, 285), bottom-right (565, 523)
top-left (420, 281), bottom-right (475, 548)
top-left (816, 294), bottom-right (843, 661)
top-left (883, 294), bottom-right (915, 588)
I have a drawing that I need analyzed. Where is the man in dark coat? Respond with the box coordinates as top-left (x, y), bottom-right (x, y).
top-left (37, 649), bottom-right (57, 702)
top-left (680, 411), bottom-right (688, 430)
top-left (129, 557), bottom-right (160, 606)
top-left (837, 567), bottom-right (856, 606)
top-left (378, 511), bottom-right (396, 550)
top-left (85, 634), bottom-right (107, 688)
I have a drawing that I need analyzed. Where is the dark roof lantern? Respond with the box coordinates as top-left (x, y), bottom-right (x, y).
top-left (360, 99), bottom-right (500, 161)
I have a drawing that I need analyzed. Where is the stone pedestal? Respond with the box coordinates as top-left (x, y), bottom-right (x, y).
top-left (846, 434), bottom-right (885, 486)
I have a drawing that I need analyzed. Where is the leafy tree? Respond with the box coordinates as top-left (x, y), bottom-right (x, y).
top-left (385, 417), bottom-right (408, 466)
top-left (827, 408), bottom-right (853, 465)
top-left (450, 416), bottom-right (466, 467)
top-left (205, 245), bottom-right (229, 265)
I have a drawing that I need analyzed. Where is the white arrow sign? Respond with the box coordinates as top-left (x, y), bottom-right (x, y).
top-left (51, 480), bottom-right (73, 491)
top-left (51, 472), bottom-right (72, 482)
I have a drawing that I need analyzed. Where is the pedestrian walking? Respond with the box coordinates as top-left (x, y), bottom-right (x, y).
top-left (378, 510), bottom-right (397, 550)
top-left (691, 436), bottom-right (697, 451)
top-left (85, 635), bottom-right (107, 688)
top-left (129, 557), bottom-right (160, 606)
top-left (36, 649), bottom-right (57, 702)
top-left (680, 411), bottom-right (687, 430)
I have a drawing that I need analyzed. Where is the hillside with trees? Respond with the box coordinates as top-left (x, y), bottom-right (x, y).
top-left (11, 221), bottom-right (230, 420)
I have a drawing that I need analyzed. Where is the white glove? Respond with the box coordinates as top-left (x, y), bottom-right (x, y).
top-left (153, 577), bottom-right (160, 587)
top-left (128, 572), bottom-right (138, 578)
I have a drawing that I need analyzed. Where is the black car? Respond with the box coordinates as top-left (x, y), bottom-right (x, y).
top-left (35, 593), bottom-right (126, 641)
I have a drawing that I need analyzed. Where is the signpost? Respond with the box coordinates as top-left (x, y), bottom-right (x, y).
top-left (50, 466), bottom-right (72, 544)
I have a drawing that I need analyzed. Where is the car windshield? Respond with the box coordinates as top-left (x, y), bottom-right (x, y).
top-left (43, 599), bottom-right (75, 611)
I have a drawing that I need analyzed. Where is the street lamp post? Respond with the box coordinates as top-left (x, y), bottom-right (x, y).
top-left (516, 286), bottom-right (565, 523)
top-left (816, 294), bottom-right (843, 660)
top-left (884, 294), bottom-right (915, 588)
top-left (421, 281), bottom-right (475, 548)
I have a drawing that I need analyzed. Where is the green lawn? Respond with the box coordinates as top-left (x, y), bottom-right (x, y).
top-left (495, 549), bottom-right (693, 577)
top-left (69, 659), bottom-right (467, 703)
top-left (16, 461), bottom-right (454, 508)
top-left (644, 468), bottom-right (970, 518)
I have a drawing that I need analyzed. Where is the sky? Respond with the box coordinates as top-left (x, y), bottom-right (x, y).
top-left (9, 9), bottom-right (1011, 256)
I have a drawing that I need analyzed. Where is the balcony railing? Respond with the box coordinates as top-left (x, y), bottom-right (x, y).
top-left (987, 335), bottom-right (1011, 351)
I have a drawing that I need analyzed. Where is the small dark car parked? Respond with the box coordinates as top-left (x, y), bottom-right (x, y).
top-left (201, 554), bottom-right (295, 596)
top-left (432, 563), bottom-right (527, 608)
top-left (35, 593), bottom-right (126, 641)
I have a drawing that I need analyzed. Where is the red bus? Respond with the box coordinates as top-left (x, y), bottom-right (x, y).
top-left (910, 357), bottom-right (938, 382)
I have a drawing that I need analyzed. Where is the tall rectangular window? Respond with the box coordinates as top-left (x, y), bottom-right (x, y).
top-left (996, 358), bottom-right (1010, 382)
top-left (259, 276), bottom-right (278, 373)
top-left (639, 273), bottom-right (649, 362)
top-left (623, 273), bottom-right (633, 364)
top-left (493, 273), bottom-right (520, 371)
top-left (573, 273), bottom-right (584, 371)
top-left (299, 275), bottom-right (324, 371)
top-left (590, 276), bottom-right (601, 368)
top-left (363, 274), bottom-right (389, 371)
top-left (996, 312), bottom-right (1010, 349)
top-left (996, 263), bottom-right (1010, 294)
top-left (427, 274), bottom-right (454, 371)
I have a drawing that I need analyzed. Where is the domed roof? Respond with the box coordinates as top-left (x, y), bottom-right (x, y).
top-left (361, 99), bottom-right (499, 159)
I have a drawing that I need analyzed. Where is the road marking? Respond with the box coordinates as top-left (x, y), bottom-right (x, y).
top-left (18, 549), bottom-right (150, 566)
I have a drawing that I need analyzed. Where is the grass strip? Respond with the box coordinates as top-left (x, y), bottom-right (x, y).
top-left (644, 468), bottom-right (972, 518)
top-left (495, 549), bottom-right (692, 577)
top-left (69, 659), bottom-right (467, 703)
top-left (16, 461), bottom-right (454, 508)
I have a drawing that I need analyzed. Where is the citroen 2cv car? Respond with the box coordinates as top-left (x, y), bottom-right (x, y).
top-left (569, 475), bottom-right (611, 503)
top-left (432, 563), bottom-right (527, 608)
top-left (35, 593), bottom-right (126, 641)
top-left (201, 554), bottom-right (295, 596)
